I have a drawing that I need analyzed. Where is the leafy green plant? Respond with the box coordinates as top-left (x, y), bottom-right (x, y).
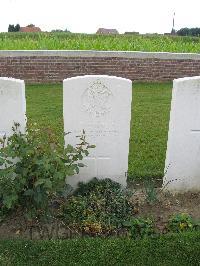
top-left (124, 217), bottom-right (156, 239)
top-left (62, 178), bottom-right (134, 235)
top-left (167, 213), bottom-right (200, 233)
top-left (144, 178), bottom-right (158, 204)
top-left (0, 123), bottom-right (93, 221)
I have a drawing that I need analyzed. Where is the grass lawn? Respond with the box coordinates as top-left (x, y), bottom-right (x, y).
top-left (26, 82), bottom-right (172, 181)
top-left (0, 232), bottom-right (199, 265)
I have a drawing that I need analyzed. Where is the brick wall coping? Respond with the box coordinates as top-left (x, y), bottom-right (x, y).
top-left (0, 50), bottom-right (200, 60)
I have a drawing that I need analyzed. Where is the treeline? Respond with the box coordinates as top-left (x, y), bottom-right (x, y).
top-left (177, 27), bottom-right (200, 37)
top-left (8, 24), bottom-right (20, 32)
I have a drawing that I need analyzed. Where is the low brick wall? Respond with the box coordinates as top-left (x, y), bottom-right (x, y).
top-left (0, 50), bottom-right (200, 83)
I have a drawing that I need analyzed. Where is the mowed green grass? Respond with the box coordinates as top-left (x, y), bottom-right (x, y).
top-left (26, 82), bottom-right (172, 180)
top-left (1, 232), bottom-right (200, 265)
top-left (26, 84), bottom-right (64, 145)
top-left (1, 32), bottom-right (200, 52)
top-left (129, 82), bottom-right (172, 179)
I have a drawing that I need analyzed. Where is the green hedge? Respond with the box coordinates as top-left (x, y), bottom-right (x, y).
top-left (0, 232), bottom-right (200, 265)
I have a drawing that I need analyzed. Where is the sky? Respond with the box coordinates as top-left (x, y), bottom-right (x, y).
top-left (1, 0), bottom-right (200, 34)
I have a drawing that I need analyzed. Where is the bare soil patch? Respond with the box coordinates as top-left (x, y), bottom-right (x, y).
top-left (132, 190), bottom-right (200, 233)
top-left (0, 190), bottom-right (199, 240)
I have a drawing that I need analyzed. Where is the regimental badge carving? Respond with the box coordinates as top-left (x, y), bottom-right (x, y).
top-left (82, 79), bottom-right (113, 117)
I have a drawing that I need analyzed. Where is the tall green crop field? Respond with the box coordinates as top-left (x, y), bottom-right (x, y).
top-left (1, 32), bottom-right (200, 52)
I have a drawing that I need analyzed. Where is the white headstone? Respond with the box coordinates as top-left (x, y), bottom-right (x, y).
top-left (0, 78), bottom-right (26, 146)
top-left (63, 75), bottom-right (132, 187)
top-left (164, 76), bottom-right (200, 192)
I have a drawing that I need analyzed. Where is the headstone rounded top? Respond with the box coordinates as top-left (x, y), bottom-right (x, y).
top-left (174, 76), bottom-right (200, 83)
top-left (173, 76), bottom-right (200, 90)
top-left (0, 77), bottom-right (24, 84)
top-left (63, 75), bottom-right (132, 84)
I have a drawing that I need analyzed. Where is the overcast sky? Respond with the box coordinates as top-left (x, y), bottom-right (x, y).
top-left (1, 0), bottom-right (200, 34)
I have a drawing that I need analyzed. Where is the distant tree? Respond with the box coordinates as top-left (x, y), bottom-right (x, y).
top-left (190, 28), bottom-right (200, 36)
top-left (51, 28), bottom-right (71, 33)
top-left (8, 24), bottom-right (15, 32)
top-left (8, 24), bottom-right (20, 32)
top-left (64, 28), bottom-right (71, 33)
top-left (51, 29), bottom-right (64, 32)
top-left (177, 27), bottom-right (200, 37)
top-left (177, 28), bottom-right (190, 36)
top-left (27, 24), bottom-right (35, 27)
top-left (15, 24), bottom-right (20, 32)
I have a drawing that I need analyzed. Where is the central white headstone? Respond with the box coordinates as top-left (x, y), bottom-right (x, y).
top-left (164, 76), bottom-right (200, 192)
top-left (0, 78), bottom-right (26, 147)
top-left (63, 75), bottom-right (132, 187)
